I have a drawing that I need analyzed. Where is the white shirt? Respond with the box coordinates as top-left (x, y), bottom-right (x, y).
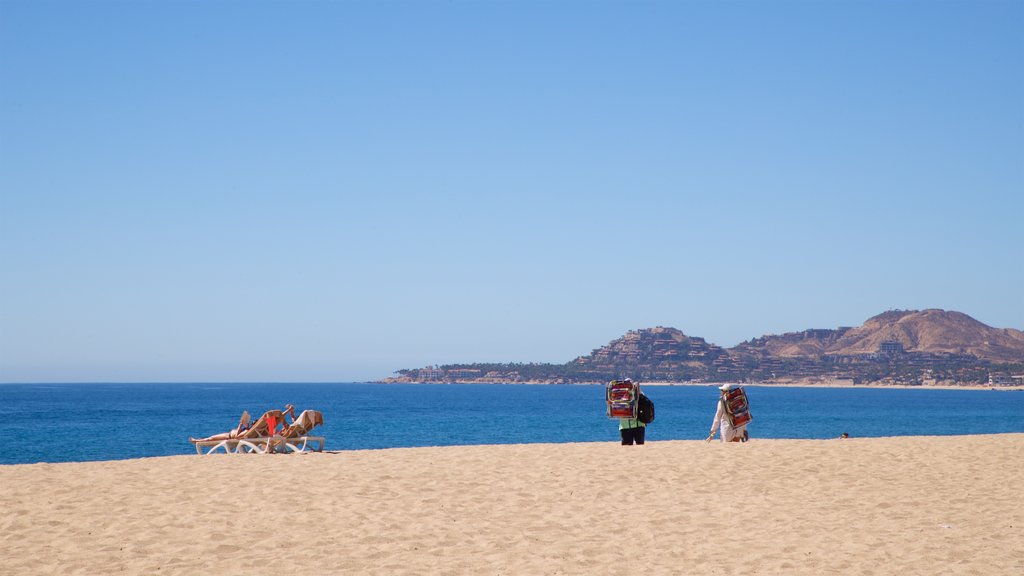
top-left (710, 398), bottom-right (745, 442)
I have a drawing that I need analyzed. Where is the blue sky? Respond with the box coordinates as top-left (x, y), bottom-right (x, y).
top-left (1, 0), bottom-right (1021, 383)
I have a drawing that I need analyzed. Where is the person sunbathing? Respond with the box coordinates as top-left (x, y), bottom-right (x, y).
top-left (277, 408), bottom-right (322, 438)
top-left (268, 404), bottom-right (297, 435)
top-left (188, 404), bottom-right (296, 443)
top-left (189, 411), bottom-right (252, 443)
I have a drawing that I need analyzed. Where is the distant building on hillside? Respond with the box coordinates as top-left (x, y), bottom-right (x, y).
top-left (988, 372), bottom-right (1014, 386)
top-left (879, 341), bottom-right (905, 355)
top-left (419, 365), bottom-right (444, 382)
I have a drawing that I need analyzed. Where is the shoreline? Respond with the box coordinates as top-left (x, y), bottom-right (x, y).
top-left (2, 431), bottom-right (1022, 469)
top-left (643, 381), bottom-right (1024, 391)
top-left (5, 430), bottom-right (1024, 468)
top-left (380, 379), bottom-right (1023, 391)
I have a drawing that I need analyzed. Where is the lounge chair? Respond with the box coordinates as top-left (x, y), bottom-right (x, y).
top-left (606, 379), bottom-right (638, 419)
top-left (192, 410), bottom-right (285, 455)
top-left (269, 410), bottom-right (325, 454)
top-left (724, 387), bottom-right (753, 428)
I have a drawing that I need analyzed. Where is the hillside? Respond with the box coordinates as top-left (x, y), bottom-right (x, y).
top-left (385, 309), bottom-right (1024, 385)
top-left (569, 326), bottom-right (728, 381)
top-left (740, 309), bottom-right (1024, 363)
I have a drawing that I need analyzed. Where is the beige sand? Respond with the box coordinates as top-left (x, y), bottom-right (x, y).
top-left (2, 435), bottom-right (1022, 575)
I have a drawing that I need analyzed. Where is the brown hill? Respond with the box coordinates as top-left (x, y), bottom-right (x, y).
top-left (387, 309), bottom-right (1023, 384)
top-left (732, 328), bottom-right (852, 358)
top-left (571, 326), bottom-right (728, 380)
top-left (828, 309), bottom-right (1024, 361)
top-left (740, 309), bottom-right (1024, 363)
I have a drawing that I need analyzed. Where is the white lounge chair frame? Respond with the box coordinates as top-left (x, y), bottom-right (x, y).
top-left (193, 437), bottom-right (272, 455)
top-left (275, 435), bottom-right (325, 453)
top-left (194, 435), bottom-right (325, 455)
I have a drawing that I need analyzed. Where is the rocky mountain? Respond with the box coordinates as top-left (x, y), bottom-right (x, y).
top-left (731, 328), bottom-right (851, 358)
top-left (385, 309), bottom-right (1024, 385)
top-left (569, 326), bottom-right (728, 381)
top-left (737, 309), bottom-right (1024, 363)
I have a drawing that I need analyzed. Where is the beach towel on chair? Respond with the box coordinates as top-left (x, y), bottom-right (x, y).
top-left (275, 410), bottom-right (325, 453)
top-left (283, 410), bottom-right (324, 437)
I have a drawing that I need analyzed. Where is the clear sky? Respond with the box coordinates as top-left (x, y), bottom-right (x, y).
top-left (1, 0), bottom-right (1021, 383)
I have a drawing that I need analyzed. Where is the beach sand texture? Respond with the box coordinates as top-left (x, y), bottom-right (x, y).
top-left (1, 434), bottom-right (1021, 575)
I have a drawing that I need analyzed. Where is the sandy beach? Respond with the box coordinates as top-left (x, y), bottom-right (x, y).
top-left (2, 435), bottom-right (1021, 575)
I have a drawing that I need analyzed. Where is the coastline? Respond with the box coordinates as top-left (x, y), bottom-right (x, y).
top-left (3, 434), bottom-right (1021, 575)
top-left (380, 379), bottom-right (1023, 391)
top-left (642, 380), bottom-right (1024, 391)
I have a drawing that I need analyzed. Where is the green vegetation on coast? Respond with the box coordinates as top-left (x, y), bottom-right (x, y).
top-left (385, 310), bottom-right (1024, 386)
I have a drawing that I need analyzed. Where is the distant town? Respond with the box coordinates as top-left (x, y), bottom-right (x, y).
top-left (383, 310), bottom-right (1024, 387)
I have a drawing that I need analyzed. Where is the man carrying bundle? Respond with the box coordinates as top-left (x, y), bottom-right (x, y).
top-left (606, 378), bottom-right (655, 445)
top-left (707, 383), bottom-right (752, 443)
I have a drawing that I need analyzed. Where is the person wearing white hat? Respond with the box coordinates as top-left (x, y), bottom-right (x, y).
top-left (706, 384), bottom-right (748, 443)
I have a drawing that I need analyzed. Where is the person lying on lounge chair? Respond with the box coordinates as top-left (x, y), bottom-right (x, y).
top-left (188, 404), bottom-right (296, 443)
top-left (265, 408), bottom-right (324, 453)
top-left (189, 411), bottom-right (252, 443)
top-left (267, 404), bottom-right (296, 436)
top-left (277, 409), bottom-right (323, 438)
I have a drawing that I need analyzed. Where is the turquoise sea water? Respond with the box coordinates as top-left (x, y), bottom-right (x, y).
top-left (1, 383), bottom-right (1022, 465)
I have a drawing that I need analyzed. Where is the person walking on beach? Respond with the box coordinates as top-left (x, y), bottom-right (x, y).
top-left (706, 384), bottom-right (750, 443)
top-left (620, 410), bottom-right (646, 445)
top-left (621, 379), bottom-right (654, 445)
top-left (607, 378), bottom-right (652, 445)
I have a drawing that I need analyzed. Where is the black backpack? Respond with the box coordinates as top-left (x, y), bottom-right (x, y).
top-left (637, 393), bottom-right (655, 424)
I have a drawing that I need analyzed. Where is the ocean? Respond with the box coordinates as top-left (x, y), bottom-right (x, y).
top-left (2, 383), bottom-right (1022, 465)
